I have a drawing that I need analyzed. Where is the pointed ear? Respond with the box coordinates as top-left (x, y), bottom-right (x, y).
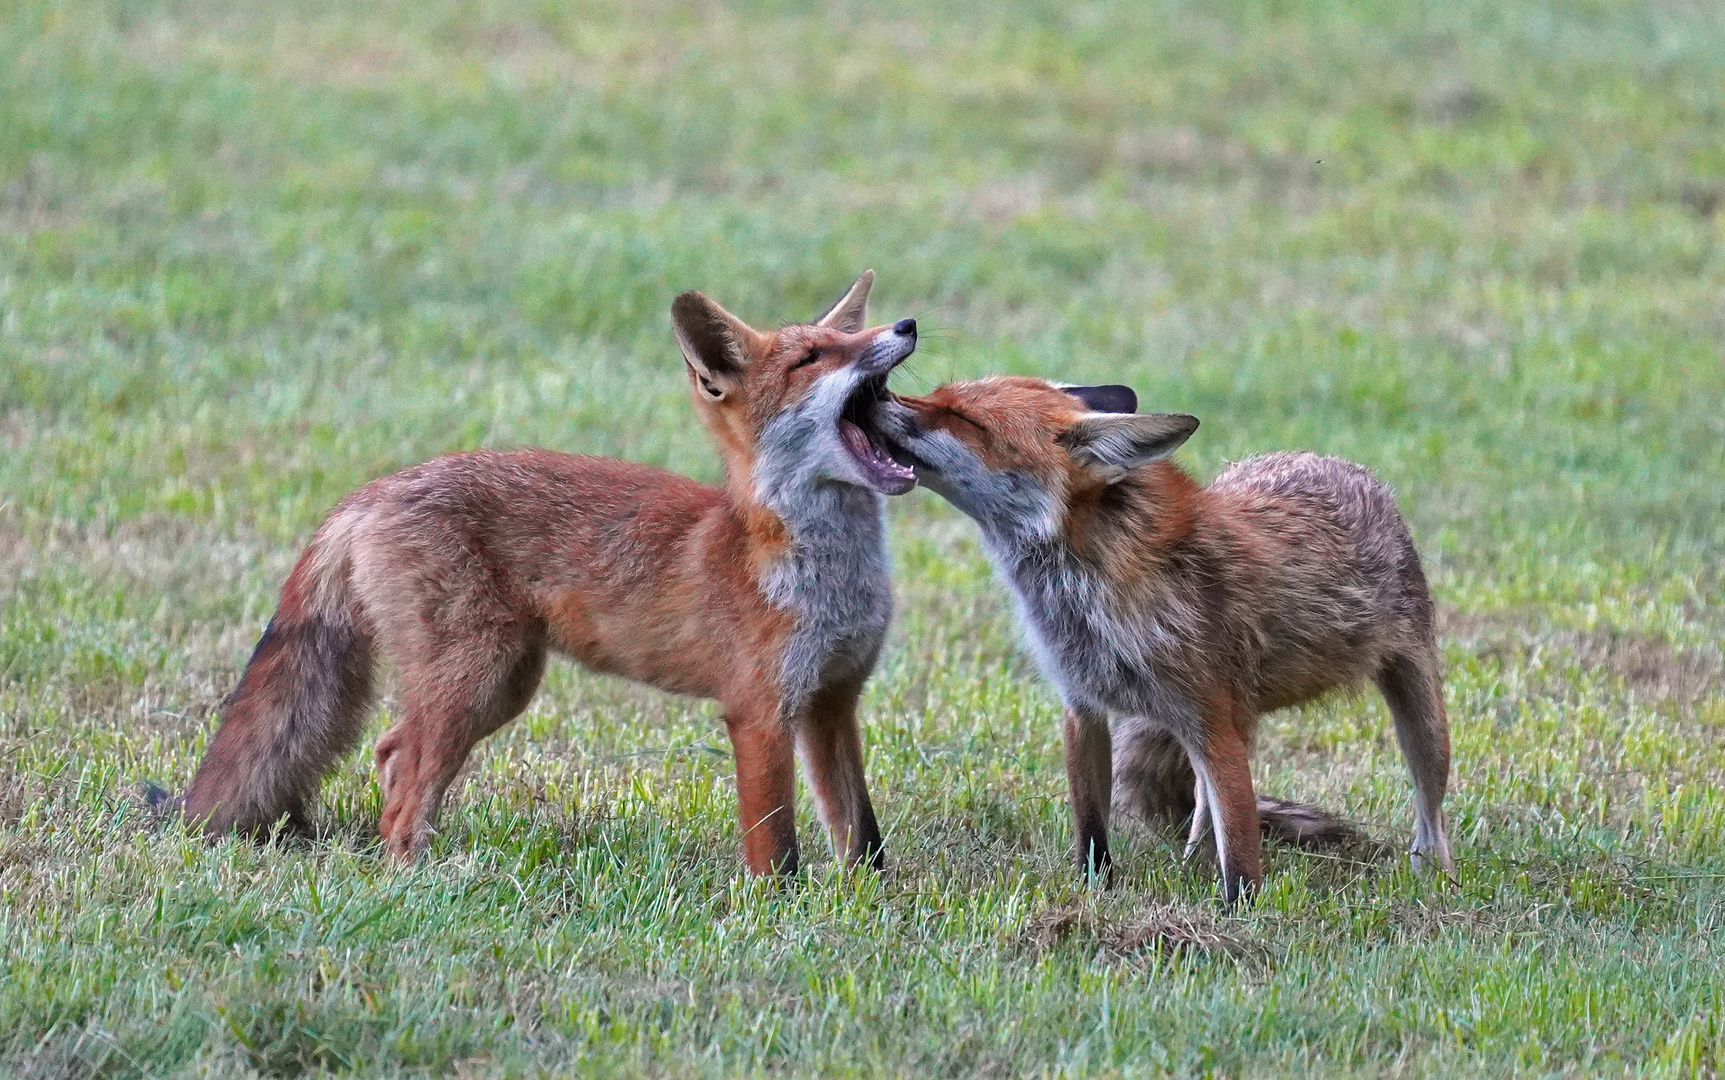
top-left (1061, 384), bottom-right (1138, 414)
top-left (671, 291), bottom-right (755, 402)
top-left (813, 270), bottom-right (874, 332)
top-left (1059, 413), bottom-right (1199, 482)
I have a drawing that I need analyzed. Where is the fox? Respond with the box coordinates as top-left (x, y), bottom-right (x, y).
top-left (872, 376), bottom-right (1454, 903)
top-left (162, 272), bottom-right (921, 876)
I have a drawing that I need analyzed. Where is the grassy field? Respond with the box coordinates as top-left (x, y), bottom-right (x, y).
top-left (4, 0), bottom-right (1724, 1075)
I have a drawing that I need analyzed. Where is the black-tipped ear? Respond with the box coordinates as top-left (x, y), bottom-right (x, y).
top-left (1063, 384), bottom-right (1138, 414)
top-left (814, 270), bottom-right (874, 332)
top-left (671, 291), bottom-right (753, 402)
top-left (1059, 413), bottom-right (1199, 482)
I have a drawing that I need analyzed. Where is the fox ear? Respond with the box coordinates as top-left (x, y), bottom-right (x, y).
top-left (1061, 384), bottom-right (1138, 414)
top-left (671, 291), bottom-right (756, 402)
top-left (813, 270), bottom-right (874, 332)
top-left (1060, 413), bottom-right (1199, 482)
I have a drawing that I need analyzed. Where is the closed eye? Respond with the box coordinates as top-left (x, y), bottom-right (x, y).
top-left (942, 407), bottom-right (988, 436)
top-left (790, 347), bottom-right (822, 371)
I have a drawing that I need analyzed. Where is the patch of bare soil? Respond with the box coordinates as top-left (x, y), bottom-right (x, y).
top-left (1442, 610), bottom-right (1723, 707)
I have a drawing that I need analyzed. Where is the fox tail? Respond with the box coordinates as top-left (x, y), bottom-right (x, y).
top-left (169, 516), bottom-right (375, 839)
top-left (1111, 720), bottom-right (1363, 849)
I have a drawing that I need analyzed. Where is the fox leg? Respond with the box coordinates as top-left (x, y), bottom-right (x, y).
top-left (1186, 696), bottom-right (1262, 905)
top-left (796, 680), bottom-right (885, 871)
top-left (1113, 715), bottom-right (1359, 853)
top-left (1376, 649), bottom-right (1456, 878)
top-left (724, 700), bottom-right (800, 877)
top-left (1063, 703), bottom-right (1114, 884)
top-left (1184, 773), bottom-right (1212, 860)
top-left (375, 643), bottom-right (546, 862)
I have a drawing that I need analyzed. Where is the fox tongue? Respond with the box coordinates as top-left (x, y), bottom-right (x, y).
top-left (840, 419), bottom-right (916, 494)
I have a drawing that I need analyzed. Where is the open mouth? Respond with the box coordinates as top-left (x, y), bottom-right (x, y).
top-left (839, 375), bottom-right (917, 495)
top-left (875, 407), bottom-right (932, 473)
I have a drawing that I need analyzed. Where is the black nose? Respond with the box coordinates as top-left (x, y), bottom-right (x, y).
top-left (894, 318), bottom-right (917, 337)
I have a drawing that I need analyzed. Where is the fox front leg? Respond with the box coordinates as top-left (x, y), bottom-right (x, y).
top-left (796, 678), bottom-right (886, 871)
top-left (724, 702), bottom-right (801, 877)
top-left (1063, 703), bottom-right (1115, 885)
top-left (1185, 696), bottom-right (1263, 906)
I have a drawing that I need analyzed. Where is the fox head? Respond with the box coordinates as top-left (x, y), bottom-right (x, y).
top-left (876, 376), bottom-right (1199, 540)
top-left (670, 271), bottom-right (919, 504)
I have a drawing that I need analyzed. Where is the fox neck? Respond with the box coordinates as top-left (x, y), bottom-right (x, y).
top-left (996, 537), bottom-right (1203, 724)
top-left (976, 465), bottom-right (1200, 587)
top-left (981, 476), bottom-right (1207, 720)
top-left (743, 418), bottom-right (894, 717)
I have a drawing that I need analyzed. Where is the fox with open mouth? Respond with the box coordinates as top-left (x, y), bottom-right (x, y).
top-left (873, 376), bottom-right (1454, 903)
top-left (162, 272), bottom-right (919, 878)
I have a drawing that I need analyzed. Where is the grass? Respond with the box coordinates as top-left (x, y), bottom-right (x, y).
top-left (3, 0), bottom-right (1724, 1075)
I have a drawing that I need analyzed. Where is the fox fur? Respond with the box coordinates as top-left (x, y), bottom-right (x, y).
top-left (876, 376), bottom-right (1454, 902)
top-left (168, 273), bottom-right (922, 876)
top-left (1108, 721), bottom-right (1362, 850)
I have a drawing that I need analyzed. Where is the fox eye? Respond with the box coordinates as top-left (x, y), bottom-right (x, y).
top-left (790, 347), bottom-right (822, 371)
top-left (944, 408), bottom-right (987, 436)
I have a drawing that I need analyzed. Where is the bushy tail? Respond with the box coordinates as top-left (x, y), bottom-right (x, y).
top-left (173, 526), bottom-right (375, 839)
top-left (1111, 720), bottom-right (1363, 849)
top-left (1253, 796), bottom-right (1363, 849)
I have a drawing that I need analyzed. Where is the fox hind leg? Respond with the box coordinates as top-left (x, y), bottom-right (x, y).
top-left (1376, 649), bottom-right (1455, 878)
top-left (375, 642), bottom-right (546, 862)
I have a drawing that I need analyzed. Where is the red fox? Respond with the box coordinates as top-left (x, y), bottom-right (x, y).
top-left (164, 273), bottom-right (920, 876)
top-left (874, 377), bottom-right (1454, 902)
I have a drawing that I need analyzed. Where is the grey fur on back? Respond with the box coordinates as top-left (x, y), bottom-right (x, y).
top-left (1207, 450), bottom-right (1437, 672)
top-left (1104, 452), bottom-right (1436, 857)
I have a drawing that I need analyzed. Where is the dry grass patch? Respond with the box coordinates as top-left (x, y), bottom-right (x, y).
top-left (1024, 901), bottom-right (1261, 965)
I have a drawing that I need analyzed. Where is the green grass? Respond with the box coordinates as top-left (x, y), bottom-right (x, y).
top-left (4, 0), bottom-right (1724, 1075)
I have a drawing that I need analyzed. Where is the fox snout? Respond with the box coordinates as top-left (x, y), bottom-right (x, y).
top-left (853, 318), bottom-right (917, 376)
top-left (869, 396), bottom-right (970, 491)
top-left (869, 397), bottom-right (928, 467)
top-left (867, 396), bottom-right (980, 506)
top-left (826, 321), bottom-right (920, 496)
